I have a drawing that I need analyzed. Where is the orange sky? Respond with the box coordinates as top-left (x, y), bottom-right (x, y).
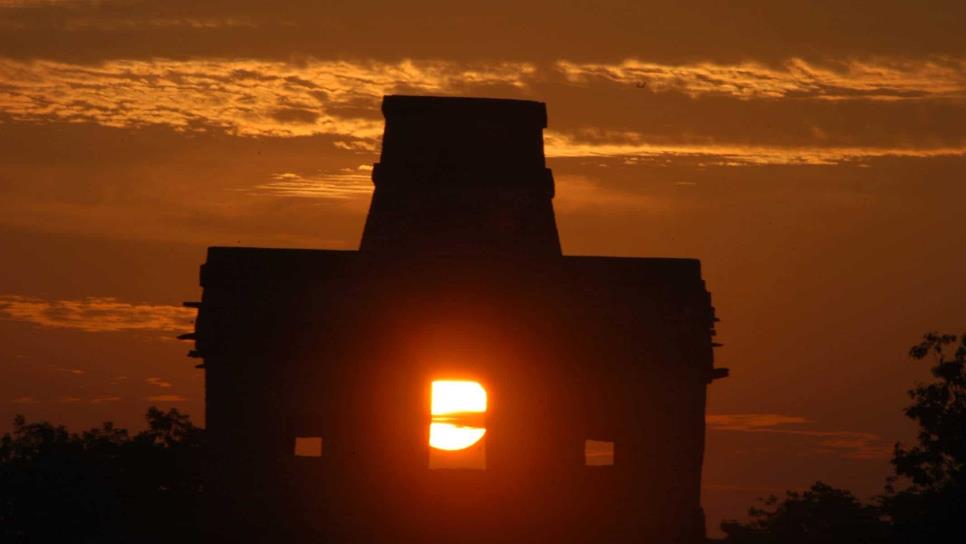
top-left (1, 0), bottom-right (964, 534)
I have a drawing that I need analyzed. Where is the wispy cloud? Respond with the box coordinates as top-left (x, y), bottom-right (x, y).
top-left (707, 414), bottom-right (811, 431)
top-left (89, 394), bottom-right (121, 404)
top-left (557, 58), bottom-right (966, 101)
top-left (2, 57), bottom-right (961, 168)
top-left (0, 295), bottom-right (196, 332)
top-left (0, 0), bottom-right (67, 6)
top-left (249, 166), bottom-right (373, 199)
top-left (707, 414), bottom-right (891, 460)
top-left (0, 58), bottom-right (535, 137)
top-left (545, 131), bottom-right (966, 165)
top-left (145, 377), bottom-right (172, 389)
top-left (63, 16), bottom-right (257, 31)
top-left (144, 394), bottom-right (187, 402)
top-left (54, 394), bottom-right (123, 404)
top-left (703, 483), bottom-right (786, 493)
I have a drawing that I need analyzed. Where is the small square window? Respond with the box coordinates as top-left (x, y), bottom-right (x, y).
top-left (294, 436), bottom-right (322, 457)
top-left (584, 439), bottom-right (614, 466)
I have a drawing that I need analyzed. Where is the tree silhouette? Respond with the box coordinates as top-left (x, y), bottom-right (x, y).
top-left (0, 408), bottom-right (205, 543)
top-left (880, 332), bottom-right (966, 542)
top-left (720, 482), bottom-right (888, 543)
top-left (722, 332), bottom-right (966, 543)
top-left (891, 332), bottom-right (966, 489)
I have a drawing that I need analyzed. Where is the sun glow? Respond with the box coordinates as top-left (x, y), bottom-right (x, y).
top-left (429, 380), bottom-right (487, 451)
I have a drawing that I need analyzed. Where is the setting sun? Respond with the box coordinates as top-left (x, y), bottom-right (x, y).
top-left (429, 380), bottom-right (487, 451)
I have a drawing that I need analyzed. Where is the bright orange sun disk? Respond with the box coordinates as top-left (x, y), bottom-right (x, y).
top-left (429, 380), bottom-right (487, 451)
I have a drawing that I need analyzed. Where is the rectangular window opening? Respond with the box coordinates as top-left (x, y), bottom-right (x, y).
top-left (294, 436), bottom-right (323, 457)
top-left (428, 379), bottom-right (487, 470)
top-left (585, 439), bottom-right (615, 466)
top-left (428, 441), bottom-right (486, 470)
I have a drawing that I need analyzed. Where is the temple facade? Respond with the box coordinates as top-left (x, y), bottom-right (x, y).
top-left (189, 96), bottom-right (726, 543)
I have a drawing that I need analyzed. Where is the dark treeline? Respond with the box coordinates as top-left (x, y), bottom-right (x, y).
top-left (2, 333), bottom-right (963, 543)
top-left (0, 407), bottom-right (205, 543)
top-left (720, 332), bottom-right (966, 543)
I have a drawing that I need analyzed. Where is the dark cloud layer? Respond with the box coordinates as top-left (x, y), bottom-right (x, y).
top-left (1, 1), bottom-right (964, 63)
top-left (707, 414), bottom-right (891, 460)
top-left (0, 294), bottom-right (196, 332)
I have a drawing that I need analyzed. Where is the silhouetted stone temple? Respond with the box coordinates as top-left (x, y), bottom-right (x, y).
top-left (188, 95), bottom-right (728, 543)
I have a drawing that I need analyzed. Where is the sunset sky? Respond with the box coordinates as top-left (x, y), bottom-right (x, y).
top-left (1, 0), bottom-right (964, 533)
